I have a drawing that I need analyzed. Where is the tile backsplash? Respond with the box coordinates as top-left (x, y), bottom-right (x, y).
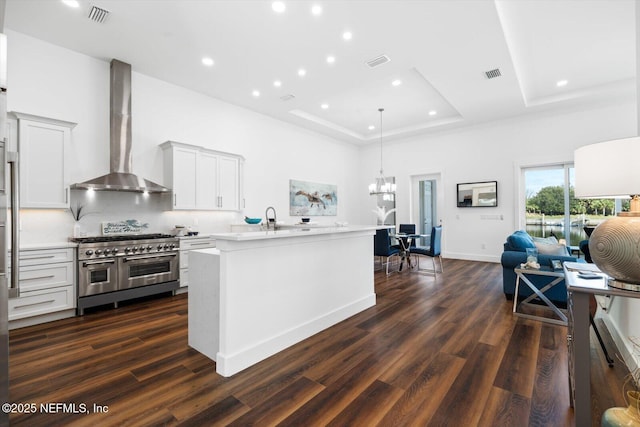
top-left (19, 189), bottom-right (242, 245)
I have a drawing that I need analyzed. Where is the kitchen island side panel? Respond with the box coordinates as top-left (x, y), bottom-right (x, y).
top-left (187, 248), bottom-right (220, 362)
top-left (189, 228), bottom-right (376, 377)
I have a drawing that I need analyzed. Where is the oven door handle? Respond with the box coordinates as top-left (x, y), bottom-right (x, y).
top-left (82, 259), bottom-right (116, 267)
top-left (122, 252), bottom-right (178, 262)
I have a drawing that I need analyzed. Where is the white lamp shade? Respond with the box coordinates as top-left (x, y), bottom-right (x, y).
top-left (574, 136), bottom-right (640, 198)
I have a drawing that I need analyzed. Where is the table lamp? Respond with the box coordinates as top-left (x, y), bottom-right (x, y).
top-left (574, 136), bottom-right (640, 291)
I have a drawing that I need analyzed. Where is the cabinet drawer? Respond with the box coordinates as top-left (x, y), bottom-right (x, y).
top-left (9, 286), bottom-right (75, 321)
top-left (19, 262), bottom-right (74, 292)
top-left (180, 238), bottom-right (216, 251)
top-left (15, 248), bottom-right (74, 266)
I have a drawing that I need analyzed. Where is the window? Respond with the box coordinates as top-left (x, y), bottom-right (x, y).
top-left (523, 164), bottom-right (627, 247)
top-left (523, 164), bottom-right (580, 246)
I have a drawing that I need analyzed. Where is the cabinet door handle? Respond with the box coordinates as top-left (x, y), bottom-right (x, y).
top-left (22, 274), bottom-right (55, 281)
top-left (14, 299), bottom-right (56, 310)
top-left (21, 255), bottom-right (56, 261)
top-left (65, 188), bottom-right (69, 204)
top-left (174, 194), bottom-right (177, 206)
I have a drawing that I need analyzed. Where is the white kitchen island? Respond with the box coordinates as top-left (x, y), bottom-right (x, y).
top-left (188, 226), bottom-right (377, 377)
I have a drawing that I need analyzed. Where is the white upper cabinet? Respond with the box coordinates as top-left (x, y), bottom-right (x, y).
top-left (169, 146), bottom-right (198, 209)
top-left (161, 141), bottom-right (243, 211)
top-left (218, 156), bottom-right (239, 210)
top-left (12, 112), bottom-right (76, 209)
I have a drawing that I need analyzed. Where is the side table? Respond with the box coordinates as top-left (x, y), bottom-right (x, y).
top-left (564, 262), bottom-right (640, 427)
top-left (513, 267), bottom-right (568, 325)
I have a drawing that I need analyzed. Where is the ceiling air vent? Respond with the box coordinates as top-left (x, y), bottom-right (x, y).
top-left (88, 5), bottom-right (110, 24)
top-left (366, 55), bottom-right (391, 68)
top-left (485, 68), bottom-right (502, 79)
top-left (280, 94), bottom-right (295, 101)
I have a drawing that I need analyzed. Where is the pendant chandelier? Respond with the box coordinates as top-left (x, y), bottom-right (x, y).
top-left (369, 108), bottom-right (396, 197)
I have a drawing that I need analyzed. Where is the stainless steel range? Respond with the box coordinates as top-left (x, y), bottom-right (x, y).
top-left (70, 234), bottom-right (179, 314)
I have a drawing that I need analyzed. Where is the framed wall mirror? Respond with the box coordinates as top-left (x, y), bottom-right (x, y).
top-left (457, 181), bottom-right (497, 207)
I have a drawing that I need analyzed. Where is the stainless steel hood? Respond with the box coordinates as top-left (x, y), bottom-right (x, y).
top-left (72, 59), bottom-right (170, 193)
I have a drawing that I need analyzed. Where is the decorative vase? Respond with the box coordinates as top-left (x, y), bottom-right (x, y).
top-left (73, 222), bottom-right (82, 238)
top-left (602, 390), bottom-right (640, 426)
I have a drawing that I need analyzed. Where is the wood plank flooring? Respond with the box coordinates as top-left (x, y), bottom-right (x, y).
top-left (8, 259), bottom-right (630, 426)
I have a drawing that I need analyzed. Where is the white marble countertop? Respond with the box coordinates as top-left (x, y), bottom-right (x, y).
top-left (209, 225), bottom-right (378, 241)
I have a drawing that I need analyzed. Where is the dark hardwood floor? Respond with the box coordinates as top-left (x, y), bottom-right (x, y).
top-left (8, 259), bottom-right (629, 426)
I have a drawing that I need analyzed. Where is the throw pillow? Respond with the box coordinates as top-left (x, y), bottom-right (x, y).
top-left (534, 241), bottom-right (569, 256)
top-left (506, 230), bottom-right (536, 251)
top-left (533, 236), bottom-right (559, 245)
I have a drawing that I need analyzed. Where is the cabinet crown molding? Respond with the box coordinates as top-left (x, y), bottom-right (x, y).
top-left (160, 140), bottom-right (244, 161)
top-left (10, 112), bottom-right (77, 129)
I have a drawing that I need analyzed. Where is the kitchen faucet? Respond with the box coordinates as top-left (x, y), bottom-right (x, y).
top-left (265, 206), bottom-right (277, 230)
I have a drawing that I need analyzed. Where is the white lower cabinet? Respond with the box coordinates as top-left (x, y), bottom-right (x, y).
top-left (179, 237), bottom-right (216, 288)
top-left (8, 247), bottom-right (76, 328)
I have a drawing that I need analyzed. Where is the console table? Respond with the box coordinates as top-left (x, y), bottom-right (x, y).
top-left (564, 262), bottom-right (640, 427)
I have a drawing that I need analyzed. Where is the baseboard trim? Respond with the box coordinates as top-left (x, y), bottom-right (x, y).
top-left (215, 293), bottom-right (376, 377)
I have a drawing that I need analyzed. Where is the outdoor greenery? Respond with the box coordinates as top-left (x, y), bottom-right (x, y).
top-left (526, 185), bottom-right (629, 216)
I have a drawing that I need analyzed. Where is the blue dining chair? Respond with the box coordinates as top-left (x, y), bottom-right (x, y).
top-left (412, 226), bottom-right (443, 274)
top-left (374, 228), bottom-right (400, 275)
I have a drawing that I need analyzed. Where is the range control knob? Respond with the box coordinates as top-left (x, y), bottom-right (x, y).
top-left (132, 247), bottom-right (138, 252)
top-left (85, 250), bottom-right (94, 256)
top-left (146, 245), bottom-right (152, 251)
top-left (157, 244), bottom-right (163, 251)
top-left (124, 247), bottom-right (131, 253)
top-left (103, 248), bottom-right (111, 256)
top-left (95, 249), bottom-right (103, 256)
top-left (112, 248), bottom-right (119, 255)
top-left (169, 243), bottom-right (176, 249)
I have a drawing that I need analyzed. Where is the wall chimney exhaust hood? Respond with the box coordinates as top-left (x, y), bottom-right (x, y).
top-left (72, 59), bottom-right (170, 193)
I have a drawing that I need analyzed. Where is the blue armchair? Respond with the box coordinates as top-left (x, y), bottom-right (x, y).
top-left (501, 230), bottom-right (583, 304)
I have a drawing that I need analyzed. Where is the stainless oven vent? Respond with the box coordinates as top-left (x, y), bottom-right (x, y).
top-left (72, 59), bottom-right (170, 193)
top-left (88, 5), bottom-right (110, 24)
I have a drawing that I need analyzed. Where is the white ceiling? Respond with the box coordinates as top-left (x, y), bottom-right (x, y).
top-left (4, 0), bottom-right (635, 145)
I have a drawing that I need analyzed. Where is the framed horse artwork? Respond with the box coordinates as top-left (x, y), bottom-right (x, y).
top-left (289, 179), bottom-right (338, 216)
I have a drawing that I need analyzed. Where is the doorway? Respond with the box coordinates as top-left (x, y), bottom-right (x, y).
top-left (411, 173), bottom-right (441, 246)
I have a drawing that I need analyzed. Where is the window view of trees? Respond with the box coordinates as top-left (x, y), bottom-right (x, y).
top-left (526, 185), bottom-right (629, 216)
top-left (524, 166), bottom-right (630, 245)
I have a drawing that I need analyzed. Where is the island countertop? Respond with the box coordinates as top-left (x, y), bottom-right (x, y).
top-left (209, 225), bottom-right (379, 241)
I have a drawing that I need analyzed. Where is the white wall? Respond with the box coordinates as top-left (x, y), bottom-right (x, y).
top-left (357, 101), bottom-right (636, 262)
top-left (6, 30), bottom-right (360, 243)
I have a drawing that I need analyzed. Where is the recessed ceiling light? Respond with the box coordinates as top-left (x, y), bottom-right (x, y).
top-left (342, 31), bottom-right (353, 41)
top-left (201, 57), bottom-right (214, 67)
top-left (326, 56), bottom-right (336, 64)
top-left (273, 80), bottom-right (282, 87)
top-left (311, 4), bottom-right (323, 15)
top-left (298, 68), bottom-right (306, 77)
top-left (321, 103), bottom-right (329, 109)
top-left (61, 0), bottom-right (80, 7)
top-left (252, 90), bottom-right (260, 97)
top-left (428, 110), bottom-right (437, 116)
top-left (272, 1), bottom-right (286, 13)
top-left (556, 79), bottom-right (568, 87)
top-left (391, 79), bottom-right (402, 87)
top-left (368, 125), bottom-right (375, 130)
